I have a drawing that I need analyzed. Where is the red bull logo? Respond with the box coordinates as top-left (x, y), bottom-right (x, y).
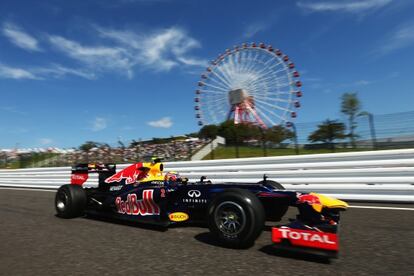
top-left (297, 193), bottom-right (321, 205)
top-left (115, 190), bottom-right (160, 216)
top-left (297, 193), bottom-right (323, 212)
top-left (105, 163), bottom-right (144, 185)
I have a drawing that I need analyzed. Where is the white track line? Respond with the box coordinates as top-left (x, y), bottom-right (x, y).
top-left (349, 205), bottom-right (414, 211)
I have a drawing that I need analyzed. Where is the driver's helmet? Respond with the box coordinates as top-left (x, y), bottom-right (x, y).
top-left (164, 171), bottom-right (180, 183)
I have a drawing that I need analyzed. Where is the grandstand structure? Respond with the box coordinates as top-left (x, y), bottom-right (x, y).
top-left (0, 137), bottom-right (210, 169)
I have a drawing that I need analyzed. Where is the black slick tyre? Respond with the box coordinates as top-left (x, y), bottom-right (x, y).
top-left (207, 189), bottom-right (265, 248)
top-left (55, 184), bottom-right (87, 218)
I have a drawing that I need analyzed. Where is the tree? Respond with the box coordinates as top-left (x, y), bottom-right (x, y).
top-left (216, 121), bottom-right (260, 145)
top-left (341, 92), bottom-right (361, 148)
top-left (79, 141), bottom-right (100, 152)
top-left (198, 124), bottom-right (219, 140)
top-left (263, 126), bottom-right (294, 144)
top-left (308, 119), bottom-right (346, 152)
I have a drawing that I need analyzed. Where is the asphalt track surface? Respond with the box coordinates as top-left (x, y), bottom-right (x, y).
top-left (0, 188), bottom-right (413, 276)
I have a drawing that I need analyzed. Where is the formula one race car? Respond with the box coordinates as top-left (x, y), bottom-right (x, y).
top-left (55, 160), bottom-right (348, 257)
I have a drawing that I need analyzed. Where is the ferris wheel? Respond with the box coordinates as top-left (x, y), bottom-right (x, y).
top-left (195, 42), bottom-right (302, 128)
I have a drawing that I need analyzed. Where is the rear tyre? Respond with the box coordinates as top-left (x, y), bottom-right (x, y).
top-left (207, 189), bottom-right (265, 248)
top-left (55, 184), bottom-right (87, 218)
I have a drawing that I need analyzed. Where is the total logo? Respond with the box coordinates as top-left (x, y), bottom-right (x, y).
top-left (272, 227), bottom-right (338, 251)
top-left (278, 228), bottom-right (335, 244)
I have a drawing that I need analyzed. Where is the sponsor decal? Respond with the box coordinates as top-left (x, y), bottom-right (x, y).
top-left (188, 190), bottom-right (201, 198)
top-left (71, 173), bottom-right (88, 185)
top-left (183, 198), bottom-right (207, 204)
top-left (109, 185), bottom-right (123, 191)
top-left (297, 193), bottom-right (323, 212)
top-left (115, 189), bottom-right (160, 216)
top-left (105, 163), bottom-right (146, 185)
top-left (169, 212), bottom-right (189, 222)
top-left (272, 227), bottom-right (338, 251)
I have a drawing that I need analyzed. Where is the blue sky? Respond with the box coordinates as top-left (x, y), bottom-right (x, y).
top-left (1, 0), bottom-right (414, 149)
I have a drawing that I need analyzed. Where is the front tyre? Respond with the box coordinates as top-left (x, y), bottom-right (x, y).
top-left (207, 189), bottom-right (265, 248)
top-left (55, 184), bottom-right (87, 218)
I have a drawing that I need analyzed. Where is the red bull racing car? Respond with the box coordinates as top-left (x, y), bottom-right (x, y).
top-left (55, 160), bottom-right (348, 257)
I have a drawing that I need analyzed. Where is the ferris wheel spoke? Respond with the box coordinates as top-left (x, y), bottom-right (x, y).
top-left (200, 89), bottom-right (228, 95)
top-left (216, 63), bottom-right (237, 88)
top-left (202, 82), bottom-right (229, 92)
top-left (229, 52), bottom-right (241, 79)
top-left (254, 98), bottom-right (293, 113)
top-left (246, 60), bottom-right (286, 85)
top-left (242, 53), bottom-right (277, 76)
top-left (206, 75), bottom-right (232, 91)
top-left (211, 62), bottom-right (233, 86)
top-left (205, 95), bottom-right (228, 105)
top-left (248, 71), bottom-right (290, 88)
top-left (254, 105), bottom-right (278, 126)
top-left (205, 73), bottom-right (232, 91)
top-left (254, 102), bottom-right (286, 122)
top-left (252, 57), bottom-right (285, 78)
top-left (252, 94), bottom-right (293, 103)
top-left (208, 69), bottom-right (234, 88)
top-left (242, 50), bottom-right (262, 77)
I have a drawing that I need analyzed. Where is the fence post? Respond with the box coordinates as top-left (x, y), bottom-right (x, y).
top-left (287, 122), bottom-right (299, 155)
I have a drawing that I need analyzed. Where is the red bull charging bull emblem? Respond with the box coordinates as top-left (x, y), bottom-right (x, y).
top-left (115, 190), bottom-right (160, 216)
top-left (297, 193), bottom-right (323, 212)
top-left (105, 163), bottom-right (145, 185)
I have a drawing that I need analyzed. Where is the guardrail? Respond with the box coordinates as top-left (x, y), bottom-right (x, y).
top-left (0, 149), bottom-right (413, 203)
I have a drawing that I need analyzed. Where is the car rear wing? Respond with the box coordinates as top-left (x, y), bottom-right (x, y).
top-left (71, 163), bottom-right (116, 186)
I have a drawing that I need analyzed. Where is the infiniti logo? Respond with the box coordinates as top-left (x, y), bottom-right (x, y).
top-left (188, 190), bottom-right (201, 198)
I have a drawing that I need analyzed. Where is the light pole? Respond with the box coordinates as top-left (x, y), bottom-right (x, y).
top-left (286, 122), bottom-right (299, 155)
top-left (359, 111), bottom-right (377, 149)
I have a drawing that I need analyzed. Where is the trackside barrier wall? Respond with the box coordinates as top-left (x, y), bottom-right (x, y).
top-left (0, 149), bottom-right (413, 203)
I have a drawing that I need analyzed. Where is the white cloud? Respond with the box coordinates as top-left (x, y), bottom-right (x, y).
top-left (0, 62), bottom-right (95, 80)
top-left (243, 22), bottom-right (267, 39)
top-left (375, 21), bottom-right (414, 56)
top-left (92, 117), bottom-right (107, 131)
top-left (147, 117), bottom-right (173, 128)
top-left (39, 138), bottom-right (53, 145)
top-left (2, 22), bottom-right (41, 51)
top-left (2, 23), bottom-right (206, 80)
top-left (35, 64), bottom-right (96, 80)
top-left (297, 0), bottom-right (392, 13)
top-left (47, 26), bottom-right (208, 76)
top-left (0, 63), bottom-right (38, 80)
top-left (102, 26), bottom-right (207, 71)
top-left (48, 35), bottom-right (134, 77)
